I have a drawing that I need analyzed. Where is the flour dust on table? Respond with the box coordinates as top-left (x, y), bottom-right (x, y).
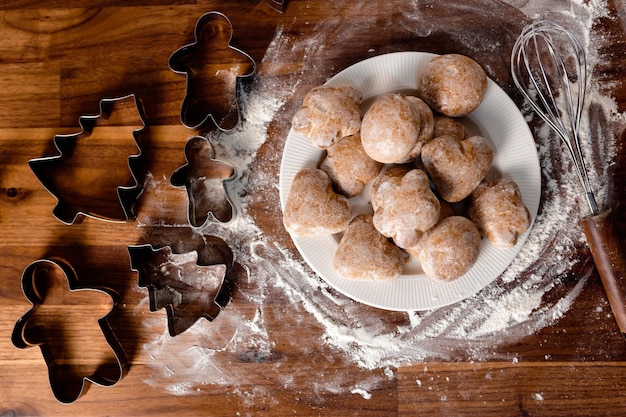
top-left (137, 0), bottom-right (625, 402)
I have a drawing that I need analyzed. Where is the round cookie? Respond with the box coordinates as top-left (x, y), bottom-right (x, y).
top-left (360, 93), bottom-right (421, 164)
top-left (404, 199), bottom-right (454, 259)
top-left (417, 216), bottom-right (481, 282)
top-left (432, 114), bottom-right (466, 141)
top-left (468, 178), bottom-right (531, 249)
top-left (401, 96), bottom-right (435, 162)
top-left (333, 214), bottom-right (405, 282)
top-left (292, 85), bottom-right (362, 149)
top-left (282, 168), bottom-right (351, 236)
top-left (418, 54), bottom-right (488, 117)
top-left (320, 133), bottom-right (383, 198)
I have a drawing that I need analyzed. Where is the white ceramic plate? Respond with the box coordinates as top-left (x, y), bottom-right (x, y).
top-left (279, 51), bottom-right (541, 311)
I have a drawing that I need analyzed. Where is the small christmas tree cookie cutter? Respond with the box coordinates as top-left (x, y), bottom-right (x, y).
top-left (128, 240), bottom-right (243, 336)
top-left (28, 94), bottom-right (147, 225)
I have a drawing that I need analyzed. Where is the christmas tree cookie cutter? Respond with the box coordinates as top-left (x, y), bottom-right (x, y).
top-left (128, 236), bottom-right (245, 336)
top-left (28, 94), bottom-right (147, 225)
top-left (11, 258), bottom-right (128, 404)
top-left (168, 11), bottom-right (256, 131)
top-left (171, 135), bottom-right (236, 227)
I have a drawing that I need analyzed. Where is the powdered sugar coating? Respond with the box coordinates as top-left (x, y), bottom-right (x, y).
top-left (371, 167), bottom-right (440, 249)
top-left (417, 216), bottom-right (481, 281)
top-left (361, 93), bottom-right (421, 163)
top-left (419, 54), bottom-right (488, 117)
top-left (404, 199), bottom-right (455, 259)
top-left (402, 96), bottom-right (435, 162)
top-left (432, 114), bottom-right (466, 140)
top-left (333, 214), bottom-right (405, 281)
top-left (292, 86), bottom-right (362, 149)
top-left (468, 178), bottom-right (531, 249)
top-left (421, 135), bottom-right (494, 202)
top-left (283, 168), bottom-right (351, 236)
top-left (320, 133), bottom-right (383, 198)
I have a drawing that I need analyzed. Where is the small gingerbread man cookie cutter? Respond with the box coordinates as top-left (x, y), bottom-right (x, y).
top-left (170, 135), bottom-right (236, 227)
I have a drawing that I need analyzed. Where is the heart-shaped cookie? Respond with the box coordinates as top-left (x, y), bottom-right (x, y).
top-left (333, 214), bottom-right (404, 282)
top-left (283, 168), bottom-right (351, 236)
top-left (421, 135), bottom-right (493, 203)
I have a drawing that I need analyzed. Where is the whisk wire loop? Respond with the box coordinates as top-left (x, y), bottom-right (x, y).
top-left (511, 20), bottom-right (598, 214)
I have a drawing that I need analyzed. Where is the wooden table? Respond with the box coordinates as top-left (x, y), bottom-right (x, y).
top-left (1, 1), bottom-right (626, 415)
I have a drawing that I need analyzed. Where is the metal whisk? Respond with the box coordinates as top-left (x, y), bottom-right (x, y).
top-left (511, 20), bottom-right (598, 214)
top-left (511, 20), bottom-right (626, 337)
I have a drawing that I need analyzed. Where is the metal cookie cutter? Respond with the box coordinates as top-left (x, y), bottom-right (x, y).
top-left (168, 11), bottom-right (256, 131)
top-left (11, 259), bottom-right (128, 404)
top-left (256, 0), bottom-right (289, 13)
top-left (170, 135), bottom-right (236, 227)
top-left (128, 236), bottom-right (244, 336)
top-left (28, 94), bottom-right (147, 225)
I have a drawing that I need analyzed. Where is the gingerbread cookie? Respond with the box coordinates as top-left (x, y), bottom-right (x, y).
top-left (283, 168), bottom-right (351, 236)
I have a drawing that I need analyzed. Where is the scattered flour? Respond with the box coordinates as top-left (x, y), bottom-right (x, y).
top-left (351, 388), bottom-right (372, 400)
top-left (137, 0), bottom-right (625, 403)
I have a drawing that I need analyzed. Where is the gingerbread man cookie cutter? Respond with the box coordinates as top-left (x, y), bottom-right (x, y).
top-left (170, 135), bottom-right (236, 227)
top-left (168, 11), bottom-right (256, 131)
top-left (11, 258), bottom-right (128, 404)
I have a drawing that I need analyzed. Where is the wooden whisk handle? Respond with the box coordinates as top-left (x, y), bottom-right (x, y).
top-left (580, 209), bottom-right (626, 337)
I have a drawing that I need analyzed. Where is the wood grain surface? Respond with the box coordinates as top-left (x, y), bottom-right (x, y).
top-left (1, 0), bottom-right (626, 415)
